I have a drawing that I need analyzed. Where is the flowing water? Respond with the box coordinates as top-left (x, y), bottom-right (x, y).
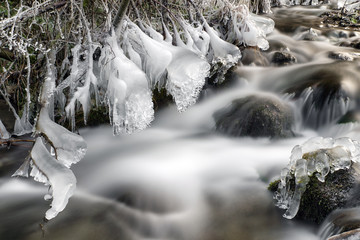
top-left (1, 5), bottom-right (360, 240)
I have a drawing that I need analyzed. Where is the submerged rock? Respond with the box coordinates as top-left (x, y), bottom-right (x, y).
top-left (328, 51), bottom-right (355, 61)
top-left (213, 95), bottom-right (295, 138)
top-left (240, 47), bottom-right (269, 66)
top-left (271, 51), bottom-right (297, 66)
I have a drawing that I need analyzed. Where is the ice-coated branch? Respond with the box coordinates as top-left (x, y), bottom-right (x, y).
top-left (0, 1), bottom-right (68, 31)
top-left (113, 0), bottom-right (131, 36)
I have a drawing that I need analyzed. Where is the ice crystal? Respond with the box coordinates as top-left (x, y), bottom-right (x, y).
top-left (275, 137), bottom-right (360, 219)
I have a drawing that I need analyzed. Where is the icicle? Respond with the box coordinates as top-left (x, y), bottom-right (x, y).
top-left (13, 106), bottom-right (33, 136)
top-left (202, 17), bottom-right (241, 66)
top-left (102, 33), bottom-right (154, 135)
top-left (0, 120), bottom-right (10, 139)
top-left (30, 137), bottom-right (77, 220)
top-left (12, 157), bottom-right (30, 177)
top-left (127, 23), bottom-right (173, 89)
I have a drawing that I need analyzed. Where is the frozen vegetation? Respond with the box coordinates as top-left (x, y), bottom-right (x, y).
top-left (274, 137), bottom-right (360, 219)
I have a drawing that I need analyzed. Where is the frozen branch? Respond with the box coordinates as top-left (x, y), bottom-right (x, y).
top-left (0, 1), bottom-right (67, 31)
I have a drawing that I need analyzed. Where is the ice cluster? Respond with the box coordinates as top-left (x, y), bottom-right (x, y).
top-left (274, 137), bottom-right (360, 219)
top-left (13, 106), bottom-right (87, 220)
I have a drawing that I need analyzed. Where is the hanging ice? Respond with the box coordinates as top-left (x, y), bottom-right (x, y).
top-left (30, 137), bottom-right (77, 220)
top-left (101, 33), bottom-right (154, 135)
top-left (0, 120), bottom-right (10, 139)
top-left (235, 5), bottom-right (274, 50)
top-left (13, 106), bottom-right (33, 136)
top-left (275, 137), bottom-right (360, 219)
top-left (36, 107), bottom-right (87, 167)
top-left (127, 21), bottom-right (210, 112)
top-left (202, 18), bottom-right (241, 66)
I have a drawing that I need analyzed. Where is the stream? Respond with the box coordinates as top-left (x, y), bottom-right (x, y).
top-left (1, 5), bottom-right (360, 240)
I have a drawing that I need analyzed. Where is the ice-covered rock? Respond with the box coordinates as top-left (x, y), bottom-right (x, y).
top-left (274, 137), bottom-right (360, 220)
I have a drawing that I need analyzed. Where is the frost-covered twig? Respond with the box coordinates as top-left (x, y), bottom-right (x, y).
top-left (0, 1), bottom-right (67, 31)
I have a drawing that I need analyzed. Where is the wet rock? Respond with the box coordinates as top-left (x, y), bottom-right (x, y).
top-left (296, 168), bottom-right (359, 224)
top-left (340, 39), bottom-right (360, 49)
top-left (327, 228), bottom-right (360, 240)
top-left (213, 95), bottom-right (295, 138)
top-left (271, 51), bottom-right (297, 66)
top-left (240, 47), bottom-right (269, 66)
top-left (328, 51), bottom-right (355, 61)
top-left (338, 111), bottom-right (360, 124)
top-left (278, 62), bottom-right (356, 129)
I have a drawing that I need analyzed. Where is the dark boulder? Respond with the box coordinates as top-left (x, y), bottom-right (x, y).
top-left (213, 95), bottom-right (295, 138)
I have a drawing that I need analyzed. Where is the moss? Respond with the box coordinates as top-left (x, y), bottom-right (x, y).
top-left (297, 169), bottom-right (355, 224)
top-left (56, 105), bottom-right (110, 131)
top-left (152, 88), bottom-right (173, 111)
top-left (268, 179), bottom-right (280, 192)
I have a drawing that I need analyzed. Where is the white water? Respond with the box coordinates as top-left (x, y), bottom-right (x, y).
top-left (1, 5), bottom-right (360, 240)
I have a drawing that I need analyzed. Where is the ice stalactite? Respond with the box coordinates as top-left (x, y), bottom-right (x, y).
top-left (274, 137), bottom-right (360, 219)
top-left (126, 21), bottom-right (211, 113)
top-left (100, 33), bottom-right (154, 135)
top-left (0, 120), bottom-right (10, 139)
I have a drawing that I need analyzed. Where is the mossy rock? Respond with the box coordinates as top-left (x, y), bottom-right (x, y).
top-left (269, 166), bottom-right (360, 225)
top-left (213, 95), bottom-right (295, 138)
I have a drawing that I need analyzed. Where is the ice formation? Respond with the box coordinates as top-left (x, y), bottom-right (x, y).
top-left (126, 21), bottom-right (210, 112)
top-left (29, 137), bottom-right (77, 220)
top-left (274, 137), bottom-right (360, 219)
top-left (234, 5), bottom-right (274, 50)
top-left (36, 107), bottom-right (87, 167)
top-left (100, 33), bottom-right (155, 134)
top-left (0, 120), bottom-right (10, 139)
top-left (13, 106), bottom-right (33, 136)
